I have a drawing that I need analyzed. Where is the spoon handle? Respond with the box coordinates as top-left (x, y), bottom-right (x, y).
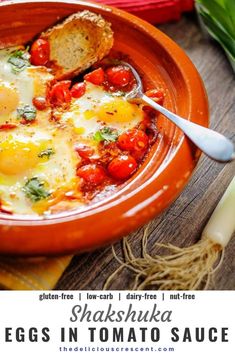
top-left (142, 94), bottom-right (234, 163)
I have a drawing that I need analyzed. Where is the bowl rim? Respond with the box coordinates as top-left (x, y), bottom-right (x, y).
top-left (0, 0), bottom-right (209, 255)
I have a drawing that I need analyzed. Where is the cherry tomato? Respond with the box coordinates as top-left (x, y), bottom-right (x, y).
top-left (145, 89), bottom-right (164, 105)
top-left (30, 38), bottom-right (50, 66)
top-left (143, 89), bottom-right (164, 116)
top-left (118, 129), bottom-right (149, 160)
top-left (106, 65), bottom-right (132, 88)
top-left (84, 68), bottom-right (105, 85)
top-left (48, 81), bottom-right (71, 107)
top-left (108, 155), bottom-right (137, 180)
top-left (71, 82), bottom-right (86, 98)
top-left (0, 123), bottom-right (17, 130)
top-left (75, 144), bottom-right (94, 159)
top-left (33, 96), bottom-right (47, 110)
top-left (0, 202), bottom-right (13, 215)
top-left (77, 164), bottom-right (106, 185)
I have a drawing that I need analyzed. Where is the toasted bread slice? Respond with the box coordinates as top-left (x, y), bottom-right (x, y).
top-left (41, 10), bottom-right (113, 79)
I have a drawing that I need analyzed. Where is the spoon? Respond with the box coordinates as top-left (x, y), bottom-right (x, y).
top-left (122, 62), bottom-right (234, 163)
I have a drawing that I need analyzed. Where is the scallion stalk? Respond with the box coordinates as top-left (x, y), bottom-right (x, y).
top-left (196, 0), bottom-right (235, 72)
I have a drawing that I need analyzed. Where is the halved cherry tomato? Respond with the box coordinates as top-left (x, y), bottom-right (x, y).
top-left (145, 89), bottom-right (164, 105)
top-left (33, 96), bottom-right (48, 110)
top-left (0, 123), bottom-right (17, 130)
top-left (77, 164), bottom-right (106, 185)
top-left (48, 81), bottom-right (71, 107)
top-left (106, 65), bottom-right (132, 88)
top-left (143, 89), bottom-right (164, 116)
top-left (84, 68), bottom-right (105, 85)
top-left (0, 203), bottom-right (13, 214)
top-left (108, 155), bottom-right (137, 180)
top-left (117, 129), bottom-right (149, 160)
top-left (30, 38), bottom-right (50, 66)
top-left (71, 82), bottom-right (86, 98)
top-left (75, 144), bottom-right (94, 159)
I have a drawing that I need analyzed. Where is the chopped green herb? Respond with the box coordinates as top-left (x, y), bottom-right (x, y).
top-left (93, 127), bottom-right (118, 142)
top-left (22, 177), bottom-right (50, 202)
top-left (38, 148), bottom-right (55, 159)
top-left (17, 105), bottom-right (37, 122)
top-left (105, 90), bottom-right (126, 98)
top-left (8, 49), bottom-right (30, 74)
top-left (112, 90), bottom-right (126, 97)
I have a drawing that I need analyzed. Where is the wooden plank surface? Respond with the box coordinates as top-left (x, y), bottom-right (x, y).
top-left (56, 14), bottom-right (235, 290)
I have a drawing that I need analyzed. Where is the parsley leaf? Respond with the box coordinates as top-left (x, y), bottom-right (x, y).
top-left (38, 148), bottom-right (55, 159)
top-left (17, 105), bottom-right (37, 122)
top-left (93, 127), bottom-right (118, 142)
top-left (8, 49), bottom-right (30, 74)
top-left (22, 177), bottom-right (50, 202)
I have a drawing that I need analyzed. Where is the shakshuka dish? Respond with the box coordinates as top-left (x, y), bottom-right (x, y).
top-left (0, 10), bottom-right (164, 217)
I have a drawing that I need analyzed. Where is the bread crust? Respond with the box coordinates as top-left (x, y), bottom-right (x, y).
top-left (41, 10), bottom-right (113, 79)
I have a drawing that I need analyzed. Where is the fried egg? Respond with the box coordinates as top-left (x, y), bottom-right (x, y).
top-left (62, 82), bottom-right (144, 137)
top-left (0, 129), bottom-right (79, 215)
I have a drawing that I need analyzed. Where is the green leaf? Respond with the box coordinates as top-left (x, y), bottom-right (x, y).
top-left (197, 0), bottom-right (234, 36)
top-left (199, 8), bottom-right (235, 59)
top-left (38, 148), bottom-right (55, 159)
top-left (8, 49), bottom-right (30, 74)
top-left (17, 105), bottom-right (37, 122)
top-left (213, 0), bottom-right (225, 6)
top-left (224, 0), bottom-right (235, 28)
top-left (93, 127), bottom-right (118, 142)
top-left (22, 177), bottom-right (50, 202)
top-left (196, 0), bottom-right (235, 64)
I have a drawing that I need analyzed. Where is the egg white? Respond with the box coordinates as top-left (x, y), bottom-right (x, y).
top-left (0, 47), bottom-right (34, 107)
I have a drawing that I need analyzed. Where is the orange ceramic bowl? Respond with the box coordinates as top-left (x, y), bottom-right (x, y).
top-left (0, 0), bottom-right (208, 256)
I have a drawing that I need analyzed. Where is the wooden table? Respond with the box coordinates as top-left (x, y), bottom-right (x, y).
top-left (56, 14), bottom-right (235, 290)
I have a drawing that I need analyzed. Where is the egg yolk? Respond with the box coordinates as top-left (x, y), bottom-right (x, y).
top-left (0, 83), bottom-right (19, 117)
top-left (97, 98), bottom-right (143, 123)
top-left (0, 137), bottom-right (43, 175)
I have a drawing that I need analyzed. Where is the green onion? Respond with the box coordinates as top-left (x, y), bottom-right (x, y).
top-left (202, 176), bottom-right (235, 247)
top-left (196, 0), bottom-right (235, 71)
